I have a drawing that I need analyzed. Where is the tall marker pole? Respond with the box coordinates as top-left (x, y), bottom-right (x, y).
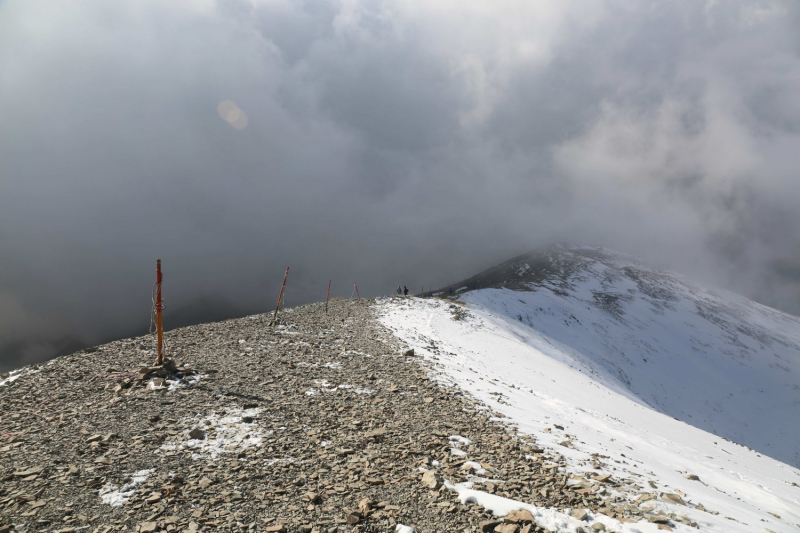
top-left (326, 279), bottom-right (331, 313)
top-left (156, 259), bottom-right (164, 365)
top-left (355, 283), bottom-right (361, 300)
top-left (272, 267), bottom-right (289, 324)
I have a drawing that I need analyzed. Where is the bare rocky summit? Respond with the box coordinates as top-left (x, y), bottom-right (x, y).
top-left (1, 298), bottom-right (637, 533)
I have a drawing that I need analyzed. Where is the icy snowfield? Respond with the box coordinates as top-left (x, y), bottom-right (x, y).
top-left (379, 294), bottom-right (800, 532)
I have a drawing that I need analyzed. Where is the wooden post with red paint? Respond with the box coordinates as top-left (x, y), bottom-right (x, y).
top-left (355, 283), bottom-right (360, 300)
top-left (156, 259), bottom-right (164, 365)
top-left (326, 279), bottom-right (331, 313)
top-left (272, 267), bottom-right (289, 325)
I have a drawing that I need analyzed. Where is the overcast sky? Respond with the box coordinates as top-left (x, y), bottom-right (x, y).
top-left (1, 0), bottom-right (800, 371)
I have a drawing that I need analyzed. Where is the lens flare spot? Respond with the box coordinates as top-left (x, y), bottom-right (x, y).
top-left (217, 100), bottom-right (237, 118)
top-left (226, 108), bottom-right (241, 122)
top-left (217, 100), bottom-right (248, 130)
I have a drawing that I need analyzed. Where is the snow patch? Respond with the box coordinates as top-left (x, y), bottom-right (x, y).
top-left (0, 366), bottom-right (41, 387)
top-left (162, 407), bottom-right (269, 460)
top-left (460, 461), bottom-right (488, 476)
top-left (449, 435), bottom-right (472, 446)
top-left (307, 380), bottom-right (374, 395)
top-left (297, 361), bottom-right (342, 369)
top-left (99, 470), bottom-right (151, 507)
top-left (0, 369), bottom-right (24, 387)
top-left (448, 481), bottom-right (614, 533)
top-left (165, 373), bottom-right (204, 391)
top-left (263, 457), bottom-right (295, 467)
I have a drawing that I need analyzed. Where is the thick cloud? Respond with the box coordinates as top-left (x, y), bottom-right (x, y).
top-left (1, 0), bottom-right (799, 371)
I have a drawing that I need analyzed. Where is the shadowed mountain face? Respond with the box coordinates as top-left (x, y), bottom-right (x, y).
top-left (447, 245), bottom-right (800, 468)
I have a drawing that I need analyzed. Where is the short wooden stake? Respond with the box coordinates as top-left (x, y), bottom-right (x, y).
top-left (326, 279), bottom-right (331, 313)
top-left (156, 259), bottom-right (164, 365)
top-left (272, 267), bottom-right (289, 325)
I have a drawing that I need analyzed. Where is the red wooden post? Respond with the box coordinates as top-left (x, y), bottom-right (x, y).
top-left (156, 259), bottom-right (164, 365)
top-left (326, 279), bottom-right (331, 313)
top-left (272, 267), bottom-right (289, 324)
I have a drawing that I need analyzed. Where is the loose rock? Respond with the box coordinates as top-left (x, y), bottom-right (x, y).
top-left (421, 470), bottom-right (443, 490)
top-left (572, 509), bottom-right (589, 521)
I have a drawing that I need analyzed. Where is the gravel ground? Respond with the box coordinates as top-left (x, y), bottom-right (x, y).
top-left (0, 297), bottom-right (626, 533)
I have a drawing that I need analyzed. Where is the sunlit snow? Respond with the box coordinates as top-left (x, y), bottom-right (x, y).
top-left (380, 279), bottom-right (800, 533)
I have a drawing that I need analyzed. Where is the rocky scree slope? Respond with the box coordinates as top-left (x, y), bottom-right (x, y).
top-left (1, 298), bottom-right (630, 533)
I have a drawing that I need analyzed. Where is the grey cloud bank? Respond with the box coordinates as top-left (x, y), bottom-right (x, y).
top-left (1, 0), bottom-right (799, 371)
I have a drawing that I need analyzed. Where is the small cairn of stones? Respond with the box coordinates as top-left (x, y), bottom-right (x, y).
top-left (136, 359), bottom-right (197, 390)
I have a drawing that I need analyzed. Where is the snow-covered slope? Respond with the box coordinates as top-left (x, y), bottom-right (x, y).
top-left (378, 247), bottom-right (800, 533)
top-left (441, 245), bottom-right (800, 469)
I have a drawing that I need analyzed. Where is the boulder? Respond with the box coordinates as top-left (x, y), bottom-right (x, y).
top-left (421, 470), bottom-right (443, 490)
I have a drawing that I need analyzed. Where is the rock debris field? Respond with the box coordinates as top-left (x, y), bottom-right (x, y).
top-left (1, 298), bottom-right (670, 533)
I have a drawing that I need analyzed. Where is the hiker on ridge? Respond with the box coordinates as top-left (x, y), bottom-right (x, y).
top-left (397, 286), bottom-right (402, 296)
top-left (403, 286), bottom-right (409, 297)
